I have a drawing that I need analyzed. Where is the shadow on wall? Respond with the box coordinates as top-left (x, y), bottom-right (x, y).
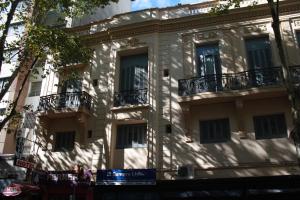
top-left (32, 11), bottom-right (300, 175)
top-left (160, 30), bottom-right (299, 179)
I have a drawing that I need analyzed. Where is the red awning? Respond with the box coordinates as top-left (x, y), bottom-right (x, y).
top-left (2, 183), bottom-right (40, 197)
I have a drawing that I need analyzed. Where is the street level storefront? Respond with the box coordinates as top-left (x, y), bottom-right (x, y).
top-left (94, 173), bottom-right (300, 200)
top-left (1, 182), bottom-right (41, 200)
top-left (32, 169), bottom-right (93, 200)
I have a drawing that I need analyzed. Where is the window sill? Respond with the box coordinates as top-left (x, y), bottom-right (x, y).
top-left (111, 104), bottom-right (150, 112)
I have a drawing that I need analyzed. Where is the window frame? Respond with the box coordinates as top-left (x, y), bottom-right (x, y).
top-left (0, 77), bottom-right (10, 92)
top-left (253, 113), bottom-right (287, 140)
top-left (116, 123), bottom-right (147, 149)
top-left (28, 81), bottom-right (42, 97)
top-left (296, 31), bottom-right (300, 48)
top-left (195, 42), bottom-right (221, 77)
top-left (119, 53), bottom-right (148, 92)
top-left (54, 132), bottom-right (75, 152)
top-left (199, 118), bottom-right (231, 144)
top-left (244, 36), bottom-right (273, 69)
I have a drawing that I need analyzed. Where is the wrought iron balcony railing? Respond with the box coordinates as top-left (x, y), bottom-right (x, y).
top-left (178, 67), bottom-right (285, 96)
top-left (38, 92), bottom-right (93, 112)
top-left (114, 88), bottom-right (147, 107)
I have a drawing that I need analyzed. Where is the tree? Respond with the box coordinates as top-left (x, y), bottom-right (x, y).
top-left (211, 0), bottom-right (300, 154)
top-left (0, 0), bottom-right (119, 131)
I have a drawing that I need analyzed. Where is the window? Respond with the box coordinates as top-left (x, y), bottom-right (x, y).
top-left (163, 69), bottom-right (169, 77)
top-left (29, 81), bottom-right (42, 97)
top-left (58, 79), bottom-right (82, 108)
top-left (0, 77), bottom-right (10, 92)
top-left (196, 44), bottom-right (222, 91)
top-left (22, 112), bottom-right (36, 129)
top-left (55, 132), bottom-right (75, 151)
top-left (120, 53), bottom-right (148, 92)
top-left (199, 118), bottom-right (231, 144)
top-left (3, 49), bottom-right (19, 63)
top-left (115, 53), bottom-right (148, 106)
top-left (297, 31), bottom-right (300, 48)
top-left (0, 108), bottom-right (6, 122)
top-left (7, 23), bottom-right (25, 37)
top-left (245, 37), bottom-right (272, 69)
top-left (0, 108), bottom-right (5, 116)
top-left (245, 37), bottom-right (274, 86)
top-left (116, 124), bottom-right (147, 149)
top-left (61, 79), bottom-right (82, 93)
top-left (253, 113), bottom-right (287, 140)
top-left (93, 79), bottom-right (98, 86)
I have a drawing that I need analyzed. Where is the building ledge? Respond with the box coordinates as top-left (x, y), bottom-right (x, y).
top-left (111, 104), bottom-right (150, 112)
top-left (178, 86), bottom-right (286, 104)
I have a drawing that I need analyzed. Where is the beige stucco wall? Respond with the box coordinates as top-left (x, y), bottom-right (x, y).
top-left (30, 1), bottom-right (300, 180)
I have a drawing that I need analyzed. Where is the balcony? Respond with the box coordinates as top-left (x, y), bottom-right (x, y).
top-left (38, 92), bottom-right (92, 114)
top-left (178, 67), bottom-right (286, 97)
top-left (113, 88), bottom-right (147, 107)
top-left (38, 92), bottom-right (93, 145)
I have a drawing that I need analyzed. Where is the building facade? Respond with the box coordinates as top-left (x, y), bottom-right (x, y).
top-left (8, 0), bottom-right (300, 182)
top-left (0, 0), bottom-right (132, 195)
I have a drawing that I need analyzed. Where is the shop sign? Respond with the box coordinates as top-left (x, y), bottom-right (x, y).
top-left (32, 170), bottom-right (91, 185)
top-left (2, 185), bottom-right (22, 197)
top-left (15, 159), bottom-right (35, 169)
top-left (96, 169), bottom-right (156, 185)
top-left (48, 171), bottom-right (77, 183)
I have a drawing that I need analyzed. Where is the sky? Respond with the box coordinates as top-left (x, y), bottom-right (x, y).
top-left (132, 0), bottom-right (208, 11)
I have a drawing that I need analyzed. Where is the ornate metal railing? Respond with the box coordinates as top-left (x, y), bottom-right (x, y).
top-left (38, 92), bottom-right (93, 112)
top-left (178, 67), bottom-right (285, 96)
top-left (114, 88), bottom-right (147, 107)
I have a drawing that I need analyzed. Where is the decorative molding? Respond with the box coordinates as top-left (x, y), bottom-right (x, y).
top-left (243, 24), bottom-right (267, 34)
top-left (294, 19), bottom-right (300, 27)
top-left (120, 38), bottom-right (146, 49)
top-left (80, 0), bottom-right (300, 45)
top-left (182, 34), bottom-right (191, 43)
top-left (195, 31), bottom-right (218, 41)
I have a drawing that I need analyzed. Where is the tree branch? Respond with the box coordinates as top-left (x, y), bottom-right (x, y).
top-left (267, 0), bottom-right (300, 143)
top-left (0, 64), bottom-right (21, 101)
top-left (0, 57), bottom-right (38, 131)
top-left (0, 0), bottom-right (22, 72)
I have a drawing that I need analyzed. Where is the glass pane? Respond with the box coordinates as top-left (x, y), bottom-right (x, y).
top-left (277, 114), bottom-right (287, 137)
top-left (116, 124), bottom-right (147, 148)
top-left (29, 81), bottom-right (42, 97)
top-left (200, 118), bottom-right (230, 143)
top-left (196, 44), bottom-right (221, 77)
top-left (61, 79), bottom-right (82, 93)
top-left (254, 114), bottom-right (287, 140)
top-left (120, 54), bottom-right (148, 91)
top-left (246, 37), bottom-right (272, 69)
top-left (297, 32), bottom-right (300, 48)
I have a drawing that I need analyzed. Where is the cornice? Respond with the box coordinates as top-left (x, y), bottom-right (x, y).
top-left (80, 0), bottom-right (300, 45)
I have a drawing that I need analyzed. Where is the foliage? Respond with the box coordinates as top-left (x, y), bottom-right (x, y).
top-left (210, 0), bottom-right (258, 14)
top-left (0, 0), bottom-right (119, 131)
